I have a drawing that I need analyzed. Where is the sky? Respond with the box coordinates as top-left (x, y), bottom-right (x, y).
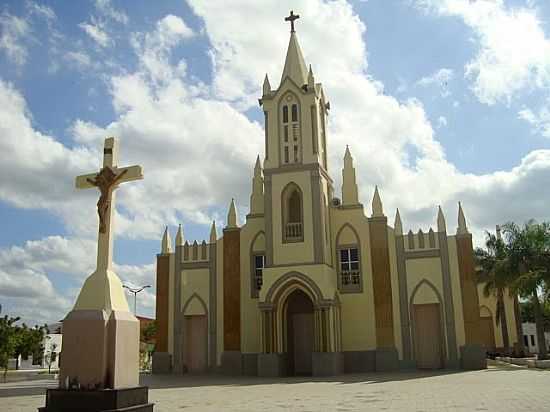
top-left (2, 0), bottom-right (550, 325)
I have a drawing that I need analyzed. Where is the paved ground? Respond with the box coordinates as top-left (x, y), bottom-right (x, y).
top-left (1, 361), bottom-right (549, 411)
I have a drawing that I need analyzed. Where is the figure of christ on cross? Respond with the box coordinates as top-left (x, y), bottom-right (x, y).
top-left (285, 10), bottom-right (300, 33)
top-left (76, 137), bottom-right (143, 271)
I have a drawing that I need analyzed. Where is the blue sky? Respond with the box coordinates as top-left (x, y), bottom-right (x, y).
top-left (2, 0), bottom-right (550, 324)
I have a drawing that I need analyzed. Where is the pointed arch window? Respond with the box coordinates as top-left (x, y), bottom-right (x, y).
top-left (281, 94), bottom-right (301, 165)
top-left (336, 224), bottom-right (363, 293)
top-left (282, 183), bottom-right (303, 242)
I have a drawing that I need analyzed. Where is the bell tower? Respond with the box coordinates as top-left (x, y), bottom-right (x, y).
top-left (259, 11), bottom-right (333, 268)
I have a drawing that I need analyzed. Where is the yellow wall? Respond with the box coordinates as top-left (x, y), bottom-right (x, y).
top-left (388, 228), bottom-right (403, 358)
top-left (168, 253), bottom-right (175, 356)
top-left (331, 207), bottom-right (377, 351)
top-left (239, 218), bottom-right (264, 354)
top-left (181, 268), bottom-right (209, 313)
top-left (447, 236), bottom-right (466, 352)
top-left (406, 257), bottom-right (447, 355)
top-left (271, 171), bottom-right (314, 265)
top-left (216, 236), bottom-right (224, 366)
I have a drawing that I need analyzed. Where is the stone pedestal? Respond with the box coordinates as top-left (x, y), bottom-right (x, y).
top-left (375, 347), bottom-right (399, 372)
top-left (60, 309), bottom-right (139, 389)
top-left (257, 353), bottom-right (287, 377)
top-left (220, 351), bottom-right (243, 375)
top-left (38, 386), bottom-right (153, 412)
top-left (460, 344), bottom-right (487, 370)
top-left (312, 352), bottom-right (343, 376)
top-left (152, 352), bottom-right (172, 374)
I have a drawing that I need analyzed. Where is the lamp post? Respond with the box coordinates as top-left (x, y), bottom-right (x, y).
top-left (123, 285), bottom-right (151, 315)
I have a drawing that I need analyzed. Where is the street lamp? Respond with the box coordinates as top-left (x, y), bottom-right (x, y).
top-left (123, 285), bottom-right (151, 315)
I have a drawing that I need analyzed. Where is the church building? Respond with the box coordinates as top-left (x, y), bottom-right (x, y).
top-left (152, 13), bottom-right (519, 376)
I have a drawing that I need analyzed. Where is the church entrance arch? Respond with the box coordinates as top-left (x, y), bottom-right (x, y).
top-left (285, 289), bottom-right (314, 375)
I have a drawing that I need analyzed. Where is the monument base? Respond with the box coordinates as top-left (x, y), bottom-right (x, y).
top-left (38, 386), bottom-right (153, 412)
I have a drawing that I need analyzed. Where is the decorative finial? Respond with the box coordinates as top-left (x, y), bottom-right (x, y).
top-left (285, 10), bottom-right (300, 33)
top-left (175, 224), bottom-right (184, 247)
top-left (210, 221), bottom-right (217, 243)
top-left (457, 201), bottom-right (468, 235)
top-left (372, 186), bottom-right (384, 217)
top-left (227, 198), bottom-right (238, 228)
top-left (161, 226), bottom-right (172, 254)
top-left (394, 208), bottom-right (403, 235)
top-left (437, 206), bottom-right (446, 232)
top-left (263, 74), bottom-right (271, 96)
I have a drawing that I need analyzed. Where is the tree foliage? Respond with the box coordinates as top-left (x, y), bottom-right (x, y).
top-left (0, 315), bottom-right (46, 380)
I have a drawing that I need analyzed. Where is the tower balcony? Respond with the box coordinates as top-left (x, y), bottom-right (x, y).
top-left (285, 222), bottom-right (303, 241)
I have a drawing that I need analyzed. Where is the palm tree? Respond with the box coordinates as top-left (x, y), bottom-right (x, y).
top-left (504, 221), bottom-right (550, 360)
top-left (475, 230), bottom-right (513, 354)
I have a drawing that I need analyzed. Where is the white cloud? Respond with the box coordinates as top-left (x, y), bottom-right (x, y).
top-left (437, 116), bottom-right (448, 128)
top-left (130, 15), bottom-right (194, 84)
top-left (95, 0), bottom-right (128, 25)
top-left (6, 2), bottom-right (550, 325)
top-left (0, 11), bottom-right (31, 67)
top-left (519, 105), bottom-right (550, 138)
top-left (0, 235), bottom-right (155, 323)
top-left (26, 1), bottom-right (56, 22)
top-left (415, 0), bottom-right (550, 105)
top-left (416, 68), bottom-right (453, 97)
top-left (65, 50), bottom-right (93, 69)
top-left (79, 21), bottom-right (110, 47)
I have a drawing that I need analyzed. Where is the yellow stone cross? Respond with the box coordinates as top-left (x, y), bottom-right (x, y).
top-left (76, 137), bottom-right (143, 272)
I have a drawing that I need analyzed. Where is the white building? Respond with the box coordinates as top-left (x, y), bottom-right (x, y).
top-left (522, 322), bottom-right (550, 354)
top-left (42, 322), bottom-right (63, 370)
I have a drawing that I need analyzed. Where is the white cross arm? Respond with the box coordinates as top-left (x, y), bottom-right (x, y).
top-left (75, 165), bottom-right (144, 189)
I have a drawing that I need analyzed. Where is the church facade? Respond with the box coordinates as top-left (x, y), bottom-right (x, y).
top-left (152, 16), bottom-right (519, 376)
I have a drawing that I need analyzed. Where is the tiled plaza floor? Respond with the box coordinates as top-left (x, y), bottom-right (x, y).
top-left (1, 361), bottom-right (549, 411)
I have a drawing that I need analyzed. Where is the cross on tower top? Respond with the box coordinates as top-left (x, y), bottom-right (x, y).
top-left (285, 10), bottom-right (300, 33)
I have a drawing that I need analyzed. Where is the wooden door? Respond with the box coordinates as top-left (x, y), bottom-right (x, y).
top-left (292, 313), bottom-right (313, 375)
top-left (479, 316), bottom-right (495, 351)
top-left (414, 303), bottom-right (443, 369)
top-left (184, 315), bottom-right (207, 373)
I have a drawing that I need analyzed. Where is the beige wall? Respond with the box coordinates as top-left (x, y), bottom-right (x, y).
top-left (168, 253), bottom-right (175, 356)
top-left (239, 218), bottom-right (264, 354)
top-left (387, 228), bottom-right (403, 358)
top-left (447, 236), bottom-right (466, 352)
top-left (271, 171), bottom-right (315, 265)
top-left (406, 257), bottom-right (448, 355)
top-left (216, 237), bottom-right (224, 366)
top-left (331, 207), bottom-right (377, 351)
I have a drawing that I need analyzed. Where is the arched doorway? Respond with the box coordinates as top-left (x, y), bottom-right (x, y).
top-left (285, 289), bottom-right (314, 375)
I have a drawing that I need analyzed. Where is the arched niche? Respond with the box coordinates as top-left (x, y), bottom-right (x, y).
top-left (182, 293), bottom-right (207, 316)
top-left (281, 182), bottom-right (304, 242)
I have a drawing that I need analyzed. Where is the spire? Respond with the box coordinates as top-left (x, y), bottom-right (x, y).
top-left (457, 202), bottom-right (468, 235)
top-left (210, 221), bottom-right (217, 243)
top-left (307, 64), bottom-right (315, 89)
top-left (175, 224), bottom-right (184, 247)
top-left (250, 156), bottom-right (264, 215)
top-left (263, 74), bottom-right (271, 96)
top-left (280, 31), bottom-right (308, 86)
top-left (394, 208), bottom-right (403, 235)
top-left (371, 186), bottom-right (384, 217)
top-left (227, 198), bottom-right (238, 228)
top-left (161, 226), bottom-right (172, 254)
top-left (342, 146), bottom-right (359, 206)
top-left (437, 206), bottom-right (446, 232)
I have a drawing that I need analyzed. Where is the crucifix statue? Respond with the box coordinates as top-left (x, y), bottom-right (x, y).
top-left (285, 10), bottom-right (300, 33)
top-left (76, 137), bottom-right (143, 272)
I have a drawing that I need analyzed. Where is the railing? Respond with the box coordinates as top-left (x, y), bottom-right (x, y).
top-left (341, 271), bottom-right (361, 286)
top-left (285, 222), bottom-right (303, 240)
